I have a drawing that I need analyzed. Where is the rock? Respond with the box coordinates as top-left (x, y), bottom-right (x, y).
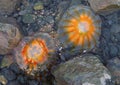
top-left (107, 57), bottom-right (120, 85)
top-left (53, 54), bottom-right (113, 85)
top-left (0, 0), bottom-right (21, 15)
top-left (6, 81), bottom-right (20, 85)
top-left (88, 0), bottom-right (120, 14)
top-left (9, 63), bottom-right (21, 74)
top-left (110, 24), bottom-right (120, 34)
top-left (0, 74), bottom-right (7, 85)
top-left (0, 55), bottom-right (14, 68)
top-left (109, 45), bottom-right (118, 57)
top-left (22, 14), bottom-right (36, 24)
top-left (1, 68), bottom-right (16, 81)
top-left (17, 75), bottom-right (27, 85)
top-left (28, 80), bottom-right (39, 85)
top-left (33, 2), bottom-right (44, 11)
top-left (0, 17), bottom-right (22, 55)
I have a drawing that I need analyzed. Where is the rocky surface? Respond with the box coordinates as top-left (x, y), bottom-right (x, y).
top-left (0, 0), bottom-right (119, 85)
top-left (107, 57), bottom-right (120, 85)
top-left (53, 54), bottom-right (113, 85)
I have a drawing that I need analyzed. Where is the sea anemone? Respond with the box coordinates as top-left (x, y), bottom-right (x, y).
top-left (58, 5), bottom-right (101, 50)
top-left (14, 33), bottom-right (55, 75)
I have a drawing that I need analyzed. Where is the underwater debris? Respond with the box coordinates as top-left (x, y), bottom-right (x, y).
top-left (14, 33), bottom-right (55, 76)
top-left (58, 5), bottom-right (101, 51)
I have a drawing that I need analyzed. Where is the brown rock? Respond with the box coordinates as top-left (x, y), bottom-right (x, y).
top-left (0, 17), bottom-right (22, 54)
top-left (88, 0), bottom-right (120, 14)
top-left (0, 0), bottom-right (21, 14)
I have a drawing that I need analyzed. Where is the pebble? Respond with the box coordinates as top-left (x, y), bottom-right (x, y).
top-left (28, 80), bottom-right (39, 85)
top-left (33, 2), bottom-right (44, 11)
top-left (6, 81), bottom-right (20, 85)
top-left (22, 14), bottom-right (36, 24)
top-left (1, 68), bottom-right (16, 81)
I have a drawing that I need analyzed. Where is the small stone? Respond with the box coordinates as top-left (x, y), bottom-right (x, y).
top-left (28, 80), bottom-right (39, 85)
top-left (0, 74), bottom-right (7, 85)
top-left (9, 63), bottom-right (21, 74)
top-left (53, 54), bottom-right (113, 85)
top-left (33, 2), bottom-right (44, 11)
top-left (22, 14), bottom-right (36, 24)
top-left (2, 68), bottom-right (16, 81)
top-left (0, 55), bottom-right (14, 68)
top-left (6, 81), bottom-right (20, 85)
top-left (0, 0), bottom-right (21, 14)
top-left (88, 0), bottom-right (120, 14)
top-left (107, 57), bottom-right (120, 85)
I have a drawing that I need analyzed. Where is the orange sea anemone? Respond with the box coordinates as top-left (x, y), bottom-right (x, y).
top-left (58, 5), bottom-right (101, 50)
top-left (14, 33), bottom-right (55, 73)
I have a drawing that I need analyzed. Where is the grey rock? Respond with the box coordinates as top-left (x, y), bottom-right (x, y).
top-left (0, 74), bottom-right (7, 85)
top-left (9, 63), bottom-right (21, 74)
top-left (22, 14), bottom-right (36, 24)
top-left (28, 80), bottom-right (39, 85)
top-left (109, 45), bottom-right (118, 57)
top-left (107, 57), bottom-right (120, 85)
top-left (110, 24), bottom-right (120, 34)
top-left (53, 54), bottom-right (113, 85)
top-left (6, 81), bottom-right (20, 85)
top-left (0, 0), bottom-right (21, 15)
top-left (88, 0), bottom-right (120, 14)
top-left (2, 68), bottom-right (16, 81)
top-left (0, 17), bottom-right (22, 55)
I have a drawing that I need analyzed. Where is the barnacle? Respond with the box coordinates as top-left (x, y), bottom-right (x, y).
top-left (58, 5), bottom-right (101, 50)
top-left (14, 33), bottom-right (55, 75)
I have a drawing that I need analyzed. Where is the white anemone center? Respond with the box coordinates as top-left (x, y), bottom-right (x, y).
top-left (78, 21), bottom-right (89, 33)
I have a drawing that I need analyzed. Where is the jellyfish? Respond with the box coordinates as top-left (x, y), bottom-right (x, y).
top-left (14, 33), bottom-right (55, 75)
top-left (58, 5), bottom-right (101, 50)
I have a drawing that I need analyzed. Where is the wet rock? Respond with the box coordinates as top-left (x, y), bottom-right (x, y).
top-left (109, 44), bottom-right (118, 57)
top-left (53, 54), bottom-right (113, 85)
top-left (1, 68), bottom-right (16, 81)
top-left (17, 75), bottom-right (27, 85)
top-left (33, 2), bottom-right (44, 11)
top-left (22, 14), bottom-right (36, 24)
top-left (107, 57), bottom-right (120, 85)
top-left (0, 55), bottom-right (14, 68)
top-left (6, 81), bottom-right (20, 85)
top-left (9, 63), bottom-right (21, 74)
top-left (0, 74), bottom-right (7, 85)
top-left (0, 17), bottom-right (22, 55)
top-left (28, 80), bottom-right (39, 85)
top-left (0, 0), bottom-right (21, 15)
top-left (88, 0), bottom-right (120, 14)
top-left (110, 24), bottom-right (120, 34)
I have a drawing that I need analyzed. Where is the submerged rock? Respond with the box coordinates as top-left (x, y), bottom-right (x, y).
top-left (88, 0), bottom-right (120, 14)
top-left (107, 57), bottom-right (120, 85)
top-left (0, 0), bottom-right (21, 15)
top-left (0, 17), bottom-right (22, 55)
top-left (53, 54), bottom-right (113, 85)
